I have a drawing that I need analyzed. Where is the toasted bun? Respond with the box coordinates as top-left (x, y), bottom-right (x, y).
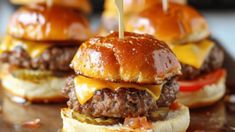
top-left (1, 73), bottom-right (67, 103)
top-left (126, 3), bottom-right (209, 45)
top-left (104, 0), bottom-right (186, 16)
top-left (71, 32), bottom-right (181, 84)
top-left (177, 74), bottom-right (226, 108)
top-left (7, 4), bottom-right (91, 42)
top-left (10, 0), bottom-right (91, 13)
top-left (0, 63), bottom-right (10, 79)
top-left (61, 104), bottom-right (189, 132)
top-left (101, 0), bottom-right (186, 32)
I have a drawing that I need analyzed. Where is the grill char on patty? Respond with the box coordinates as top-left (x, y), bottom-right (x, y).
top-left (62, 76), bottom-right (179, 119)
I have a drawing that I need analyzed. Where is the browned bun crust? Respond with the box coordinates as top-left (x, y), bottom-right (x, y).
top-left (7, 4), bottom-right (91, 42)
top-left (10, 0), bottom-right (91, 13)
top-left (104, 0), bottom-right (186, 16)
top-left (71, 32), bottom-right (181, 84)
top-left (126, 3), bottom-right (209, 44)
top-left (123, 0), bottom-right (187, 14)
top-left (101, 0), bottom-right (186, 33)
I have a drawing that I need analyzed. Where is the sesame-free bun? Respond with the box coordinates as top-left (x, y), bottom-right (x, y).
top-left (7, 4), bottom-right (91, 42)
top-left (177, 74), bottom-right (226, 108)
top-left (105, 0), bottom-right (186, 15)
top-left (101, 0), bottom-right (186, 33)
top-left (1, 73), bottom-right (67, 103)
top-left (61, 104), bottom-right (190, 132)
top-left (126, 3), bottom-right (209, 45)
top-left (10, 0), bottom-right (91, 13)
top-left (71, 32), bottom-right (181, 84)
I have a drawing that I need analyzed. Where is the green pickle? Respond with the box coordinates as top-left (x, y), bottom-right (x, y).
top-left (72, 111), bottom-right (118, 125)
top-left (12, 69), bottom-right (53, 83)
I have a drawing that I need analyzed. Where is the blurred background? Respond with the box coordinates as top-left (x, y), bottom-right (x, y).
top-left (0, 0), bottom-right (235, 59)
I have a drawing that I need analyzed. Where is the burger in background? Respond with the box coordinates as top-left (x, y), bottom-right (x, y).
top-left (100, 0), bottom-right (186, 35)
top-left (9, 0), bottom-right (91, 13)
top-left (0, 4), bottom-right (91, 103)
top-left (61, 32), bottom-right (190, 131)
top-left (126, 3), bottom-right (226, 108)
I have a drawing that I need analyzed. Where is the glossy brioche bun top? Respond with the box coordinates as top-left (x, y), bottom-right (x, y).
top-left (10, 0), bottom-right (91, 13)
top-left (71, 32), bottom-right (181, 84)
top-left (126, 3), bottom-right (209, 44)
top-left (7, 4), bottom-right (91, 42)
top-left (104, 0), bottom-right (186, 17)
top-left (101, 0), bottom-right (186, 33)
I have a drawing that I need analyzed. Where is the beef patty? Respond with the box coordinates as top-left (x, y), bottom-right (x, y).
top-left (0, 45), bottom-right (78, 71)
top-left (180, 44), bottom-right (224, 80)
top-left (62, 76), bottom-right (179, 119)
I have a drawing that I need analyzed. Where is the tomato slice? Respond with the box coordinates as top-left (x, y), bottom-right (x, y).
top-left (170, 102), bottom-right (181, 110)
top-left (179, 69), bottom-right (226, 92)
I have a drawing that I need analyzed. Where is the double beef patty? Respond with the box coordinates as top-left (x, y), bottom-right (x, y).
top-left (180, 45), bottom-right (224, 80)
top-left (63, 76), bottom-right (179, 119)
top-left (0, 45), bottom-right (78, 71)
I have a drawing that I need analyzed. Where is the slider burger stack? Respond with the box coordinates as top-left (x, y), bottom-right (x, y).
top-left (126, 3), bottom-right (226, 108)
top-left (61, 32), bottom-right (190, 131)
top-left (0, 4), bottom-right (91, 103)
top-left (100, 0), bottom-right (186, 34)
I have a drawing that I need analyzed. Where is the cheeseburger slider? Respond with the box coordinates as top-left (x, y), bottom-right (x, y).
top-left (126, 3), bottom-right (226, 108)
top-left (0, 4), bottom-right (91, 103)
top-left (100, 0), bottom-right (186, 34)
top-left (10, 0), bottom-right (91, 13)
top-left (61, 32), bottom-right (190, 131)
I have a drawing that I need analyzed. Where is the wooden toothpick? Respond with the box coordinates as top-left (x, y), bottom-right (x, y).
top-left (46, 0), bottom-right (53, 7)
top-left (162, 0), bottom-right (169, 13)
top-left (114, 0), bottom-right (124, 39)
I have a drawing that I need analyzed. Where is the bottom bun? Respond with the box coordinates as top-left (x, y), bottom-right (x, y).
top-left (61, 104), bottom-right (190, 132)
top-left (2, 73), bottom-right (67, 103)
top-left (177, 75), bottom-right (226, 108)
top-left (0, 63), bottom-right (11, 79)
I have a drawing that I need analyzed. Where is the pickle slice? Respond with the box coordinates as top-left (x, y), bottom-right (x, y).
top-left (12, 69), bottom-right (53, 83)
top-left (72, 111), bottom-right (118, 125)
top-left (150, 107), bottom-right (169, 121)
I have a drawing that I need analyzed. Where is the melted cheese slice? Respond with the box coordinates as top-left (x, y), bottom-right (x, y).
top-left (172, 40), bottom-right (214, 69)
top-left (74, 75), bottom-right (162, 105)
top-left (0, 36), bottom-right (51, 58)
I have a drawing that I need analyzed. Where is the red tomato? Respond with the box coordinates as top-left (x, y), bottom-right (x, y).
top-left (179, 69), bottom-right (226, 92)
top-left (170, 102), bottom-right (181, 110)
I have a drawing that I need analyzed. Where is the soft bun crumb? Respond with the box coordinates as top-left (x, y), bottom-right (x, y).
top-left (71, 32), bottom-right (181, 84)
top-left (177, 75), bottom-right (226, 108)
top-left (61, 104), bottom-right (190, 132)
